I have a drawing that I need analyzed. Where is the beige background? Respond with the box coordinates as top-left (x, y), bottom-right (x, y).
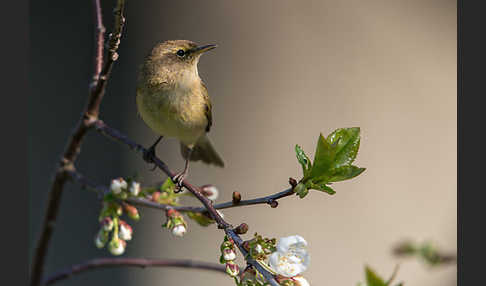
top-left (120, 0), bottom-right (456, 285)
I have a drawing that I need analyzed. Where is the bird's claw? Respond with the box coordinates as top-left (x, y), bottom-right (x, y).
top-left (171, 172), bottom-right (186, 193)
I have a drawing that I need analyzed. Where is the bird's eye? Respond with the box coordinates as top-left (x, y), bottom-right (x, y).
top-left (176, 49), bottom-right (185, 57)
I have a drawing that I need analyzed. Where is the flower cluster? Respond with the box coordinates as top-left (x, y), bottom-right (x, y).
top-left (94, 177), bottom-right (142, 255)
top-left (231, 235), bottom-right (311, 286)
top-left (95, 216), bottom-right (133, 256)
top-left (220, 236), bottom-right (239, 277)
top-left (163, 209), bottom-right (187, 237)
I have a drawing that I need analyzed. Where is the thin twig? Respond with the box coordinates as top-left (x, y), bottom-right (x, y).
top-left (93, 120), bottom-right (281, 286)
top-left (30, 2), bottom-right (126, 286)
top-left (42, 258), bottom-right (226, 285)
top-left (70, 168), bottom-right (295, 213)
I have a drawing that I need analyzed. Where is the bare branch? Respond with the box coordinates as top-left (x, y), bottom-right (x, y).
top-left (43, 258), bottom-right (226, 286)
top-left (30, 2), bottom-right (126, 286)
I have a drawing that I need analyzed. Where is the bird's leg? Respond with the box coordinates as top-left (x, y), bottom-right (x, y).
top-left (143, 136), bottom-right (163, 171)
top-left (172, 149), bottom-right (192, 192)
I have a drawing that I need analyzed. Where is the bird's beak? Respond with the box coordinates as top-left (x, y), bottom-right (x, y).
top-left (190, 44), bottom-right (217, 55)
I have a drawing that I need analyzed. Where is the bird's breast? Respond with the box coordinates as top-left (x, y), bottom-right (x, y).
top-left (137, 79), bottom-right (209, 147)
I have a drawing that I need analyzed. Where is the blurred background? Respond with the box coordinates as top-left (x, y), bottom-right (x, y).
top-left (29, 0), bottom-right (456, 285)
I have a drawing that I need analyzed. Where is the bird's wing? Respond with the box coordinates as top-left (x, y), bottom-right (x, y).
top-left (201, 81), bottom-right (212, 132)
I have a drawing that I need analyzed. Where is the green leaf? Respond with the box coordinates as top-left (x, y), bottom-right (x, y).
top-left (306, 181), bottom-right (336, 195)
top-left (295, 145), bottom-right (312, 175)
top-left (309, 134), bottom-right (335, 179)
top-left (161, 177), bottom-right (176, 194)
top-left (326, 127), bottom-right (361, 169)
top-left (328, 166), bottom-right (366, 182)
top-left (186, 211), bottom-right (215, 227)
top-left (365, 266), bottom-right (387, 286)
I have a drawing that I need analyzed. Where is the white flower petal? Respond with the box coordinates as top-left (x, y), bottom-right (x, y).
top-left (269, 235), bottom-right (310, 277)
top-left (293, 276), bottom-right (310, 286)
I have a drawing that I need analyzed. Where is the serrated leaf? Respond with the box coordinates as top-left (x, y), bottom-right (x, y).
top-left (327, 127), bottom-right (361, 168)
top-left (306, 181), bottom-right (336, 195)
top-left (365, 266), bottom-right (387, 286)
top-left (309, 133), bottom-right (335, 179)
top-left (186, 211), bottom-right (215, 227)
top-left (328, 166), bottom-right (366, 182)
top-left (295, 145), bottom-right (312, 175)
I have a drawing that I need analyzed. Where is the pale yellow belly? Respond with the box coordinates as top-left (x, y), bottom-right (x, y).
top-left (136, 88), bottom-right (207, 147)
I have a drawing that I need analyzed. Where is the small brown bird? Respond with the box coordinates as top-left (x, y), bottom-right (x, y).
top-left (136, 40), bottom-right (224, 189)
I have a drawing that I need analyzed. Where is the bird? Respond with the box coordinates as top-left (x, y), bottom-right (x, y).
top-left (136, 40), bottom-right (224, 190)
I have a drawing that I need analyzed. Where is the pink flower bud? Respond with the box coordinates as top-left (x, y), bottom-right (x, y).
top-left (94, 229), bottom-right (109, 249)
top-left (118, 220), bottom-right (133, 241)
top-left (108, 239), bottom-right (126, 256)
top-left (100, 217), bottom-right (114, 232)
top-left (171, 224), bottom-right (186, 237)
top-left (223, 248), bottom-right (236, 261)
top-left (225, 261), bottom-right (239, 277)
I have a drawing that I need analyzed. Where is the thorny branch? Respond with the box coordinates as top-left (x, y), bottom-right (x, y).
top-left (30, 1), bottom-right (126, 286)
top-left (43, 258), bottom-right (226, 285)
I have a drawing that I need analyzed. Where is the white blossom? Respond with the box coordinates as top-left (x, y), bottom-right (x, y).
top-left (223, 248), bottom-right (236, 261)
top-left (110, 178), bottom-right (127, 194)
top-left (268, 235), bottom-right (310, 277)
top-left (293, 275), bottom-right (310, 286)
top-left (171, 224), bottom-right (186, 237)
top-left (254, 244), bottom-right (263, 254)
top-left (201, 184), bottom-right (219, 201)
top-left (129, 181), bottom-right (141, 196)
top-left (119, 222), bottom-right (132, 241)
top-left (109, 239), bottom-right (126, 256)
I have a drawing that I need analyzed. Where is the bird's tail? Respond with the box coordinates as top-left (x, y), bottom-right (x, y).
top-left (180, 134), bottom-right (225, 167)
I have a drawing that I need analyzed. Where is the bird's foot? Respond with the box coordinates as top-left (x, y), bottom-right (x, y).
top-left (143, 146), bottom-right (157, 171)
top-left (171, 171), bottom-right (187, 193)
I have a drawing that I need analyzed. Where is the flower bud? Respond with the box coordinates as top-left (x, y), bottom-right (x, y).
top-left (165, 209), bottom-right (187, 237)
top-left (151, 191), bottom-right (161, 202)
top-left (200, 184), bottom-right (219, 201)
top-left (254, 244), bottom-right (263, 254)
top-left (234, 223), bottom-right (249, 235)
top-left (123, 203), bottom-right (140, 221)
top-left (94, 229), bottom-right (109, 249)
top-left (225, 261), bottom-right (240, 277)
top-left (171, 224), bottom-right (186, 237)
top-left (100, 217), bottom-right (114, 232)
top-left (223, 248), bottom-right (236, 261)
top-left (289, 177), bottom-right (298, 188)
top-left (129, 181), bottom-right (141, 196)
top-left (110, 177), bottom-right (127, 194)
top-left (108, 238), bottom-right (126, 256)
top-left (232, 191), bottom-right (241, 204)
top-left (118, 220), bottom-right (133, 241)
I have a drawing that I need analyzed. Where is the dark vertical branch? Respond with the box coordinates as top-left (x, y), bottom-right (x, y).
top-left (29, 1), bottom-right (126, 286)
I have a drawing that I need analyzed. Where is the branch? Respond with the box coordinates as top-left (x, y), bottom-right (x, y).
top-left (30, 2), bottom-right (126, 286)
top-left (43, 258), bottom-right (226, 286)
top-left (93, 119), bottom-right (282, 286)
top-left (70, 168), bottom-right (295, 214)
